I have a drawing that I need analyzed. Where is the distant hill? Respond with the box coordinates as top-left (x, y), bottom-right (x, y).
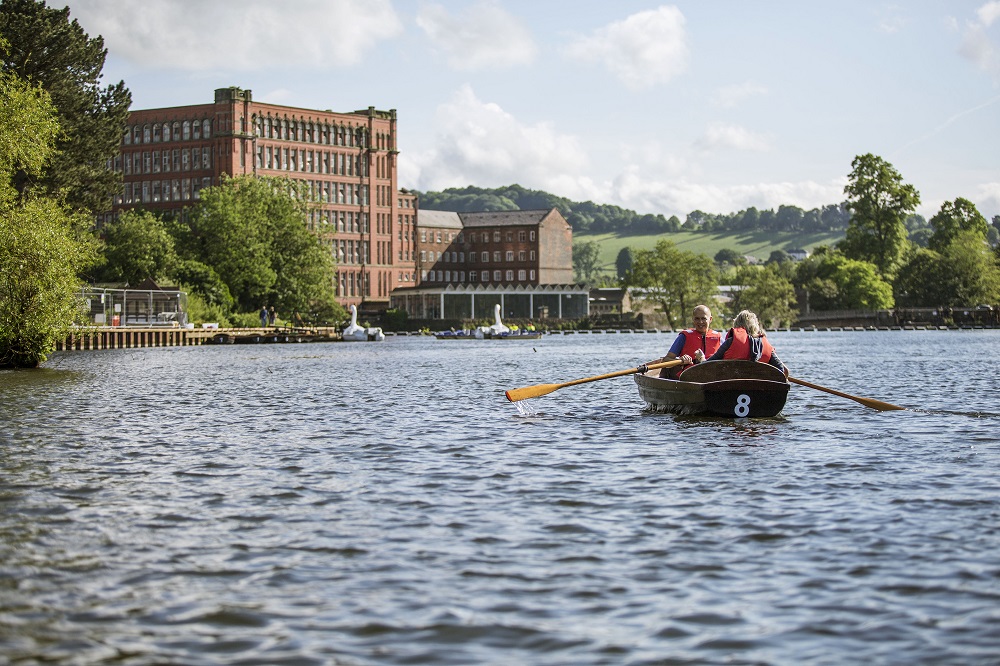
top-left (412, 184), bottom-right (851, 236)
top-left (412, 183), bottom-right (851, 275)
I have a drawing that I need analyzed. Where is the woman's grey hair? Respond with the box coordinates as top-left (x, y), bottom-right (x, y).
top-left (733, 310), bottom-right (763, 337)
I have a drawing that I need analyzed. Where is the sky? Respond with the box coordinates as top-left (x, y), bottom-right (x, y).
top-left (68, 0), bottom-right (1000, 221)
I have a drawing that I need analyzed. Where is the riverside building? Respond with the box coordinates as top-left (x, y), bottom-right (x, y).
top-left (106, 86), bottom-right (409, 309)
top-left (390, 208), bottom-right (588, 321)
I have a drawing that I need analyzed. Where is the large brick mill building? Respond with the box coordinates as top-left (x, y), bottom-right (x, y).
top-left (108, 86), bottom-right (584, 318)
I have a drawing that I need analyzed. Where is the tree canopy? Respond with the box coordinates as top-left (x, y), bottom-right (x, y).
top-left (839, 154), bottom-right (919, 279)
top-left (625, 240), bottom-right (718, 326)
top-left (1, 0), bottom-right (131, 213)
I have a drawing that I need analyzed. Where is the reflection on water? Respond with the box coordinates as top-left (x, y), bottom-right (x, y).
top-left (1, 330), bottom-right (999, 664)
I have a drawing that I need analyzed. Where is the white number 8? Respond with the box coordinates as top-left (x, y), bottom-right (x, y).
top-left (734, 394), bottom-right (751, 417)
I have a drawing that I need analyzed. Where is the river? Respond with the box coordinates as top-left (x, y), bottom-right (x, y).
top-left (1, 330), bottom-right (999, 665)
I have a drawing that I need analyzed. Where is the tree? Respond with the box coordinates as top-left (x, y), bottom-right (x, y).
top-left (1, 0), bottom-right (131, 213)
top-left (625, 240), bottom-right (718, 327)
top-left (572, 240), bottom-right (602, 284)
top-left (938, 230), bottom-right (1000, 306)
top-left (795, 250), bottom-right (893, 311)
top-left (894, 248), bottom-right (950, 307)
top-left (0, 66), bottom-right (97, 367)
top-left (615, 246), bottom-right (634, 280)
top-left (714, 248), bottom-right (745, 266)
top-left (178, 175), bottom-right (342, 320)
top-left (93, 209), bottom-right (176, 285)
top-left (729, 264), bottom-right (798, 328)
top-left (927, 197), bottom-right (988, 252)
top-left (840, 153), bottom-right (919, 279)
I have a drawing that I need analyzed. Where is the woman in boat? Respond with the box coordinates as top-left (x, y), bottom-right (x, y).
top-left (648, 304), bottom-right (722, 379)
top-left (702, 309), bottom-right (789, 377)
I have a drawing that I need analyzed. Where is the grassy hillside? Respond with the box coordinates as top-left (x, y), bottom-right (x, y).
top-left (579, 229), bottom-right (845, 275)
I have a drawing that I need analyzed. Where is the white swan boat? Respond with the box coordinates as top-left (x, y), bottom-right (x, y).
top-left (342, 304), bottom-right (385, 342)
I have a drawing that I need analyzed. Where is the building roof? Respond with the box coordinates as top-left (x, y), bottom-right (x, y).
top-left (460, 209), bottom-right (555, 227)
top-left (417, 210), bottom-right (463, 229)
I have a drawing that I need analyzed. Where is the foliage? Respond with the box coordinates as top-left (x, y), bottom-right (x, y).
top-left (177, 175), bottom-right (344, 323)
top-left (0, 66), bottom-right (97, 367)
top-left (624, 240), bottom-right (718, 326)
top-left (0, 0), bottom-right (131, 213)
top-left (794, 250), bottom-right (894, 310)
top-left (927, 197), bottom-right (988, 252)
top-left (170, 259), bottom-right (233, 311)
top-left (615, 246), bottom-right (634, 279)
top-left (0, 197), bottom-right (98, 367)
top-left (895, 228), bottom-right (1000, 308)
top-left (893, 247), bottom-right (950, 307)
top-left (572, 240), bottom-right (602, 284)
top-left (728, 264), bottom-right (798, 328)
top-left (839, 153), bottom-right (919, 279)
top-left (714, 248), bottom-right (745, 266)
top-left (180, 287), bottom-right (233, 328)
top-left (92, 209), bottom-right (176, 285)
top-left (380, 307), bottom-right (409, 332)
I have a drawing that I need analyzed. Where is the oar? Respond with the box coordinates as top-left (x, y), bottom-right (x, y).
top-left (788, 377), bottom-right (905, 412)
top-left (505, 359), bottom-right (682, 403)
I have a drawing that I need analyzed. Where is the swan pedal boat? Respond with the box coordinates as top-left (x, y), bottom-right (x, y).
top-left (635, 360), bottom-right (789, 417)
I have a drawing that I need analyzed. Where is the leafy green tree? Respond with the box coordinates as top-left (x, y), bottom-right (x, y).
top-left (714, 248), bottom-right (745, 266)
top-left (938, 230), bottom-right (1000, 306)
top-left (795, 250), bottom-right (893, 310)
top-left (625, 240), bottom-right (718, 327)
top-left (615, 246), bottom-right (634, 280)
top-left (729, 263), bottom-right (798, 328)
top-left (94, 209), bottom-right (176, 285)
top-left (927, 197), bottom-right (988, 252)
top-left (840, 154), bottom-right (919, 279)
top-left (572, 240), bottom-right (602, 284)
top-left (171, 259), bottom-right (233, 311)
top-left (178, 175), bottom-right (342, 321)
top-left (893, 248), bottom-right (950, 307)
top-left (1, 0), bottom-right (131, 213)
top-left (0, 66), bottom-right (97, 367)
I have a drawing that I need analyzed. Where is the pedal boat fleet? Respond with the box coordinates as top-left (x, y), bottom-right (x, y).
top-left (435, 304), bottom-right (542, 340)
top-left (634, 359), bottom-right (790, 417)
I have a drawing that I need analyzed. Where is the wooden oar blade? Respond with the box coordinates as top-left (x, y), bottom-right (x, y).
top-left (860, 397), bottom-right (906, 412)
top-left (505, 383), bottom-right (561, 403)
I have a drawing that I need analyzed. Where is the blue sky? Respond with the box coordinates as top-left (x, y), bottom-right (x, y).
top-left (71, 0), bottom-right (1000, 220)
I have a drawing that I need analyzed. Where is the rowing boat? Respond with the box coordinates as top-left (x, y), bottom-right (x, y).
top-left (634, 360), bottom-right (789, 417)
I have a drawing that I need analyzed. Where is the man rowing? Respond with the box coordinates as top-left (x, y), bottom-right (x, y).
top-left (648, 304), bottom-right (721, 379)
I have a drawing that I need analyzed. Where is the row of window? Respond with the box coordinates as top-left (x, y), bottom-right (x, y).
top-left (420, 229), bottom-right (536, 244)
top-left (422, 270), bottom-right (535, 283)
top-left (118, 148), bottom-right (212, 175)
top-left (257, 144), bottom-right (369, 177)
top-left (421, 250), bottom-right (536, 263)
top-left (124, 120), bottom-right (213, 145)
top-left (310, 209), bottom-right (370, 234)
top-left (255, 115), bottom-right (372, 148)
top-left (119, 177), bottom-right (212, 205)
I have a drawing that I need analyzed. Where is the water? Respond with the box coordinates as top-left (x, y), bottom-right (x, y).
top-left (1, 330), bottom-right (999, 665)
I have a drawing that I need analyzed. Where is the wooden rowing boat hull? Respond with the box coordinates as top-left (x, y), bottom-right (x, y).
top-left (634, 360), bottom-right (789, 417)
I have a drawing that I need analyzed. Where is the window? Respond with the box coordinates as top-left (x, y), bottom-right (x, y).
top-left (518, 231), bottom-right (526, 242)
top-left (506, 270), bottom-right (514, 282)
top-left (493, 251), bottom-right (501, 262)
top-left (182, 121), bottom-right (191, 140)
top-left (436, 232), bottom-right (442, 243)
top-left (506, 251), bottom-right (514, 262)
top-left (506, 232), bottom-right (513, 242)
top-left (143, 125), bottom-right (151, 143)
top-left (530, 250), bottom-right (536, 261)
top-left (172, 122), bottom-right (181, 141)
top-left (530, 270), bottom-right (536, 280)
top-left (493, 231), bottom-right (500, 242)
top-left (530, 231), bottom-right (536, 241)
top-left (153, 124), bottom-right (162, 142)
top-left (518, 270), bottom-right (526, 281)
top-left (493, 270), bottom-right (501, 282)
top-left (481, 251), bottom-right (488, 262)
top-left (518, 251), bottom-right (526, 261)
top-left (469, 252), bottom-right (476, 263)
top-left (470, 271), bottom-right (477, 282)
top-left (421, 231), bottom-right (426, 242)
top-left (202, 119), bottom-right (211, 138)
top-left (459, 252), bottom-right (464, 262)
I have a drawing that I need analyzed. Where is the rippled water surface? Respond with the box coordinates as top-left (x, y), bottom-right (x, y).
top-left (2, 330), bottom-right (999, 665)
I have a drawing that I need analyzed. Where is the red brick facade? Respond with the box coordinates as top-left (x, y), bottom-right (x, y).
top-left (108, 86), bottom-right (408, 309)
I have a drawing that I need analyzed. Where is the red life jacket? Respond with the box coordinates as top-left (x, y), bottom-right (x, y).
top-left (679, 329), bottom-right (722, 358)
top-left (722, 327), bottom-right (773, 363)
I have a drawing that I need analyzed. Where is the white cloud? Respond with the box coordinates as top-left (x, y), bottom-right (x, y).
top-left (608, 169), bottom-right (847, 218)
top-left (69, 0), bottom-right (402, 70)
top-left (973, 182), bottom-right (1000, 217)
top-left (977, 1), bottom-right (1000, 26)
top-left (416, 1), bottom-right (537, 70)
top-left (695, 123), bottom-right (771, 153)
top-left (712, 81), bottom-right (768, 108)
top-left (399, 85), bottom-right (593, 196)
top-left (563, 5), bottom-right (688, 90)
top-left (958, 2), bottom-right (1000, 79)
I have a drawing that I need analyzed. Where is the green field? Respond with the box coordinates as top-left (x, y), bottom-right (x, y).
top-left (579, 229), bottom-right (846, 275)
